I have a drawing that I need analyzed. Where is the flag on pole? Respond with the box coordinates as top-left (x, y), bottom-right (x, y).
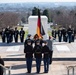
top-left (37, 9), bottom-right (45, 38)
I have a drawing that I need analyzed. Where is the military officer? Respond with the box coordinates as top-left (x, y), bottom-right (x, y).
top-left (58, 28), bottom-right (62, 42)
top-left (62, 28), bottom-right (67, 42)
top-left (42, 41), bottom-right (51, 73)
top-left (65, 29), bottom-right (68, 42)
top-left (1, 28), bottom-right (6, 43)
top-left (71, 28), bottom-right (75, 42)
top-left (33, 40), bottom-right (42, 73)
top-left (20, 28), bottom-right (25, 43)
top-left (67, 26), bottom-right (72, 43)
top-left (24, 34), bottom-right (34, 48)
top-left (5, 27), bottom-right (10, 43)
top-left (14, 27), bottom-right (19, 43)
top-left (24, 40), bottom-right (33, 73)
top-left (52, 29), bottom-right (57, 40)
top-left (9, 29), bottom-right (14, 43)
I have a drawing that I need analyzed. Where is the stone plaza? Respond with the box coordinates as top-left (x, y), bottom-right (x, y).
top-left (0, 39), bottom-right (76, 75)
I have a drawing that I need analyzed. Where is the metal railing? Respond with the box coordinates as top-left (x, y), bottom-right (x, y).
top-left (0, 64), bottom-right (11, 75)
top-left (67, 65), bottom-right (76, 75)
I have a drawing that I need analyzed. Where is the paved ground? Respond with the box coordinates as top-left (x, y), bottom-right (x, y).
top-left (0, 40), bottom-right (76, 75)
top-left (5, 61), bottom-right (76, 75)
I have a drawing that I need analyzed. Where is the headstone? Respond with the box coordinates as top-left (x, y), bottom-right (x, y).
top-left (28, 16), bottom-right (49, 39)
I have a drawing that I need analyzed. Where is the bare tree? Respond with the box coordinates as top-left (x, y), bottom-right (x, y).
top-left (0, 12), bottom-right (19, 31)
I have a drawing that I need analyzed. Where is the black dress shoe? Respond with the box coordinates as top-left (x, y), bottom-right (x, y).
top-left (36, 72), bottom-right (39, 73)
top-left (26, 71), bottom-right (31, 73)
top-left (44, 71), bottom-right (48, 73)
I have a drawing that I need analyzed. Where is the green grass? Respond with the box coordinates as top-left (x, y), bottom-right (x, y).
top-left (24, 30), bottom-right (28, 39)
top-left (17, 26), bottom-right (23, 30)
top-left (48, 30), bottom-right (52, 36)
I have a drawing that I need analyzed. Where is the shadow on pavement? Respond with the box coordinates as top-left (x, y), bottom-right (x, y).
top-left (0, 42), bottom-right (23, 46)
top-left (11, 64), bottom-right (45, 75)
top-left (12, 72), bottom-right (46, 75)
top-left (12, 64), bottom-right (27, 69)
top-left (7, 54), bottom-right (24, 57)
top-left (11, 63), bottom-right (44, 70)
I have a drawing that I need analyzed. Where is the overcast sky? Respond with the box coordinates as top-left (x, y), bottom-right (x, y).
top-left (0, 0), bottom-right (76, 3)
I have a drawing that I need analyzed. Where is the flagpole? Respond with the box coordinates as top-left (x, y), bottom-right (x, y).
top-left (36, 8), bottom-right (45, 39)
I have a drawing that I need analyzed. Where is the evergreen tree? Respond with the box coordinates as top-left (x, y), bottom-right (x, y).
top-left (32, 7), bottom-right (38, 15)
top-left (43, 9), bottom-right (50, 22)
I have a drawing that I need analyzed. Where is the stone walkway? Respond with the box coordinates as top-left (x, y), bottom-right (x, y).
top-left (5, 61), bottom-right (76, 75)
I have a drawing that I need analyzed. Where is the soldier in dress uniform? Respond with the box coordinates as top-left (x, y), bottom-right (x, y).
top-left (9, 29), bottom-right (14, 43)
top-left (33, 40), bottom-right (42, 73)
top-left (20, 28), bottom-right (25, 43)
top-left (24, 34), bottom-right (33, 48)
top-left (1, 28), bottom-right (6, 43)
top-left (5, 27), bottom-right (10, 43)
top-left (65, 29), bottom-right (68, 42)
top-left (14, 27), bottom-right (19, 43)
top-left (24, 40), bottom-right (33, 73)
top-left (67, 25), bottom-right (72, 43)
top-left (42, 41), bottom-right (51, 73)
top-left (0, 56), bottom-right (4, 75)
top-left (71, 28), bottom-right (75, 42)
top-left (62, 27), bottom-right (67, 42)
top-left (58, 28), bottom-right (62, 42)
top-left (52, 29), bottom-right (57, 40)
